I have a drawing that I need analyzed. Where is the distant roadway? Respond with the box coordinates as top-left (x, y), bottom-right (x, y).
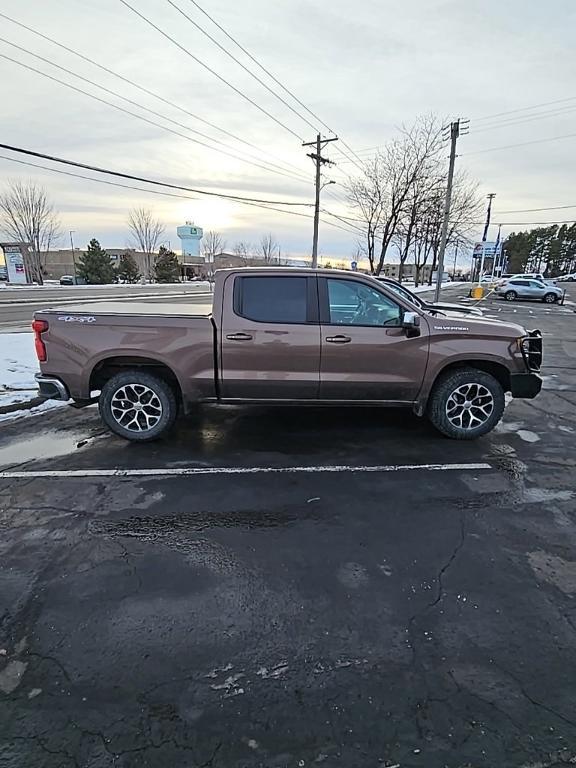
top-left (0, 283), bottom-right (212, 331)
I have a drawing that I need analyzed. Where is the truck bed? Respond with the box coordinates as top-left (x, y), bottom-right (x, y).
top-left (37, 300), bottom-right (217, 403)
top-left (49, 300), bottom-right (213, 317)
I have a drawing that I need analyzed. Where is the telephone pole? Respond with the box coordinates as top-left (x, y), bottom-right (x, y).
top-left (434, 118), bottom-right (468, 302)
top-left (303, 134), bottom-right (338, 268)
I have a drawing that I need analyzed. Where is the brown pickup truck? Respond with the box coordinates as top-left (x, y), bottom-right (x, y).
top-left (33, 268), bottom-right (542, 441)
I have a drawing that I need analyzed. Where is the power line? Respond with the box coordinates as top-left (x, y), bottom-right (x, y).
top-left (0, 11), bottom-right (309, 180)
top-left (0, 52), bottom-right (307, 185)
top-left (496, 204), bottom-right (576, 214)
top-left (118, 0), bottom-right (303, 141)
top-left (184, 0), bottom-right (332, 135)
top-left (178, 0), bottom-right (365, 173)
top-left (472, 104), bottom-right (576, 133)
top-left (477, 219), bottom-right (576, 226)
top-left (462, 131), bottom-right (576, 156)
top-left (472, 96), bottom-right (576, 124)
top-left (0, 143), bottom-right (312, 205)
top-left (164, 0), bottom-right (318, 133)
top-left (0, 152), bottom-right (359, 236)
top-left (319, 208), bottom-right (364, 233)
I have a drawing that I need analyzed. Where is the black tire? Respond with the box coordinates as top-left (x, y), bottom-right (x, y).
top-left (427, 368), bottom-right (505, 440)
top-left (504, 290), bottom-right (517, 301)
top-left (99, 370), bottom-right (178, 442)
top-left (543, 292), bottom-right (557, 304)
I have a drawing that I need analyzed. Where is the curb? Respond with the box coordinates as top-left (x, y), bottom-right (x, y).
top-left (0, 396), bottom-right (47, 416)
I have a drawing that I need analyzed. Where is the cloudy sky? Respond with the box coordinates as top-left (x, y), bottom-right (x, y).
top-left (1, 0), bottom-right (575, 264)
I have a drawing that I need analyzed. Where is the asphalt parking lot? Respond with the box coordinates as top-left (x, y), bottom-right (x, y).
top-left (1, 285), bottom-right (576, 768)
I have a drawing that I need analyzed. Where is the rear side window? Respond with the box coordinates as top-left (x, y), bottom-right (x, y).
top-left (235, 276), bottom-right (308, 323)
top-left (510, 280), bottom-right (529, 286)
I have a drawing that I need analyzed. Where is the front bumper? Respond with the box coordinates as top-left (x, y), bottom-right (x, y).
top-left (510, 372), bottom-right (542, 399)
top-left (35, 374), bottom-right (70, 401)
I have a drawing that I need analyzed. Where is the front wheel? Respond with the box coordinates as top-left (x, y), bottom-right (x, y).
top-left (99, 370), bottom-right (178, 442)
top-left (427, 368), bottom-right (505, 440)
top-left (543, 292), bottom-right (557, 303)
top-left (504, 290), bottom-right (517, 301)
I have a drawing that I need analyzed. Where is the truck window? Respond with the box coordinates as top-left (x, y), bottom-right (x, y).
top-left (235, 276), bottom-right (308, 323)
top-left (327, 279), bottom-right (402, 326)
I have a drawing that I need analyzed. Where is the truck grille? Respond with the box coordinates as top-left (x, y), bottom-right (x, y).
top-left (520, 330), bottom-right (543, 371)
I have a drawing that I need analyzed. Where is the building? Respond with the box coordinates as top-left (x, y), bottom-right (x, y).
top-left (42, 248), bottom-right (155, 279)
top-left (380, 263), bottom-right (433, 282)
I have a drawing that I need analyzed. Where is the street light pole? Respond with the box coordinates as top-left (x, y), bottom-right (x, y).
top-left (69, 230), bottom-right (77, 280)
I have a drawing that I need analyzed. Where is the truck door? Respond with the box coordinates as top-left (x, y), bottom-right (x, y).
top-left (318, 276), bottom-right (429, 401)
top-left (220, 274), bottom-right (321, 399)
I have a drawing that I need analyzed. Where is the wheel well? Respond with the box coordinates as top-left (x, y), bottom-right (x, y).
top-left (434, 360), bottom-right (511, 392)
top-left (90, 356), bottom-right (182, 402)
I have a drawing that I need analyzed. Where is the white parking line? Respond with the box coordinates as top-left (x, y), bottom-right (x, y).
top-left (0, 462), bottom-right (491, 479)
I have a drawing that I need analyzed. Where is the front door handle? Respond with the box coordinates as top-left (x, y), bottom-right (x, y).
top-left (226, 332), bottom-right (253, 341)
top-left (326, 335), bottom-right (351, 343)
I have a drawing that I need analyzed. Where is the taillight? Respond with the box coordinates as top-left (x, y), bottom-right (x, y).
top-left (32, 318), bottom-right (49, 362)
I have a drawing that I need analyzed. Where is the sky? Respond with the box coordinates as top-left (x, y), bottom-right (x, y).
top-left (0, 0), bottom-right (575, 266)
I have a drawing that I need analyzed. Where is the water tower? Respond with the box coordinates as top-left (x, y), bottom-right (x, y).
top-left (177, 222), bottom-right (203, 257)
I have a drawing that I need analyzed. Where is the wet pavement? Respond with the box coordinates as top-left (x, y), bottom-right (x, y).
top-left (1, 287), bottom-right (576, 767)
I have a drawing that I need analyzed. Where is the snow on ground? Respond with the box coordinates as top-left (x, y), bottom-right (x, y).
top-left (0, 333), bottom-right (63, 419)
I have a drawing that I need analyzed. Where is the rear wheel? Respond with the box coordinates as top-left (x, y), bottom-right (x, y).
top-left (99, 370), bottom-right (178, 442)
top-left (427, 368), bottom-right (505, 440)
top-left (543, 292), bottom-right (557, 303)
top-left (504, 290), bottom-right (517, 301)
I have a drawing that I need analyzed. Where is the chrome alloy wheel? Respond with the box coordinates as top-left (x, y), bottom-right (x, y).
top-left (445, 382), bottom-right (494, 430)
top-left (110, 383), bottom-right (163, 432)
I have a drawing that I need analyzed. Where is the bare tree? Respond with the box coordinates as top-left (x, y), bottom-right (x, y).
top-left (407, 171), bottom-right (482, 286)
top-left (128, 207), bottom-right (165, 279)
top-left (347, 116), bottom-right (445, 276)
top-left (233, 240), bottom-right (250, 264)
top-left (259, 233), bottom-right (279, 263)
top-left (0, 180), bottom-right (61, 284)
top-left (347, 156), bottom-right (385, 274)
top-left (202, 231), bottom-right (226, 263)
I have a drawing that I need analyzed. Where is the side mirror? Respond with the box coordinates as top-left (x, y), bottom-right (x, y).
top-left (402, 311), bottom-right (420, 329)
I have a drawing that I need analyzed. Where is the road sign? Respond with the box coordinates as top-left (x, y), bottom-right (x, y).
top-left (472, 242), bottom-right (497, 259)
top-left (2, 244), bottom-right (28, 284)
top-left (350, 260), bottom-right (358, 271)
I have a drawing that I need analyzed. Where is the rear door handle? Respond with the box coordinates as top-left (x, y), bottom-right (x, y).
top-left (326, 335), bottom-right (351, 343)
top-left (226, 332), bottom-right (253, 341)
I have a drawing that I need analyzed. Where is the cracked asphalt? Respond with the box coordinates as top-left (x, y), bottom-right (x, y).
top-left (1, 286), bottom-right (576, 767)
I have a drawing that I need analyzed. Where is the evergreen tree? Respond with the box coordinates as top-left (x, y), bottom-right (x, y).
top-left (153, 246), bottom-right (181, 283)
top-left (77, 239), bottom-right (117, 284)
top-left (117, 250), bottom-right (141, 283)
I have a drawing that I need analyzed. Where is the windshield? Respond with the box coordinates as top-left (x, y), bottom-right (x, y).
top-left (381, 280), bottom-right (424, 308)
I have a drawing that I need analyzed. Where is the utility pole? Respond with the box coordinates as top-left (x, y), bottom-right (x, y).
top-left (303, 133), bottom-right (338, 268)
top-left (477, 193), bottom-right (496, 284)
top-left (434, 118), bottom-right (468, 302)
top-left (452, 239), bottom-right (459, 279)
top-left (69, 230), bottom-right (77, 280)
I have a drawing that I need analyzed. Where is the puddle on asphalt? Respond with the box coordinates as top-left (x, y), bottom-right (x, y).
top-left (0, 430), bottom-right (91, 468)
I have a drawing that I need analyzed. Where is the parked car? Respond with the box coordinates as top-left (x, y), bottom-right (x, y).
top-left (34, 267), bottom-right (543, 442)
top-left (557, 273), bottom-right (576, 282)
top-left (60, 275), bottom-right (76, 285)
top-left (495, 278), bottom-right (565, 303)
top-left (0, 265), bottom-right (7, 281)
top-left (374, 276), bottom-right (483, 316)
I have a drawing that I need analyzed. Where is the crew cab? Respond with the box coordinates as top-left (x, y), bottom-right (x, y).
top-left (34, 268), bottom-right (543, 441)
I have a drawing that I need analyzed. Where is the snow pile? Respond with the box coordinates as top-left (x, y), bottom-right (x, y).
top-left (1, 333), bottom-right (39, 405)
top-left (0, 333), bottom-right (64, 420)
